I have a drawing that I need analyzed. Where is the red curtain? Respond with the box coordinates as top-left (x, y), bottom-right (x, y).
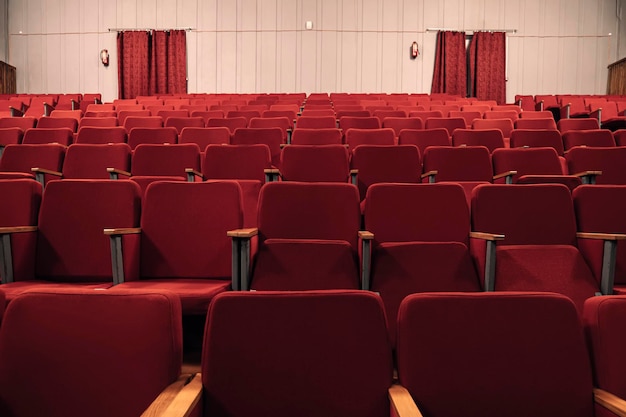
top-left (469, 32), bottom-right (506, 104)
top-left (431, 31), bottom-right (467, 96)
top-left (118, 30), bottom-right (187, 99)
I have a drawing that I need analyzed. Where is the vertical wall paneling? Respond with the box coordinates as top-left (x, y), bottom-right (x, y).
top-left (6, 0), bottom-right (626, 100)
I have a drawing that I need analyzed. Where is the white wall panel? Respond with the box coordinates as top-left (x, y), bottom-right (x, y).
top-left (5, 0), bottom-right (626, 102)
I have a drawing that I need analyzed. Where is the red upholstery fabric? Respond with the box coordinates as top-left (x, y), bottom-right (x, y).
top-left (179, 127), bottom-right (231, 148)
top-left (397, 128), bottom-right (450, 156)
top-left (452, 128), bottom-right (505, 152)
top-left (397, 292), bottom-right (593, 417)
top-left (574, 185), bottom-right (626, 286)
top-left (22, 127), bottom-right (74, 146)
top-left (35, 180), bottom-right (141, 283)
top-left (115, 181), bottom-right (242, 314)
top-left (0, 127), bottom-right (23, 147)
top-left (231, 127), bottom-right (284, 168)
top-left (0, 289), bottom-right (4, 323)
top-left (0, 289), bottom-right (182, 417)
top-left (424, 117), bottom-right (466, 136)
top-left (203, 290), bottom-right (393, 417)
top-left (150, 30), bottom-right (187, 95)
top-left (36, 117), bottom-right (78, 132)
top-left (509, 129), bottom-right (564, 154)
top-left (206, 117), bottom-right (247, 133)
top-left (252, 182), bottom-right (361, 290)
top-left (0, 143), bottom-right (66, 183)
top-left (566, 147), bottom-right (626, 185)
top-left (351, 145), bottom-right (421, 201)
top-left (62, 143), bottom-right (131, 179)
top-left (291, 128), bottom-right (343, 145)
top-left (472, 118), bottom-right (514, 139)
top-left (0, 179), bottom-right (42, 284)
top-left (248, 116), bottom-right (291, 141)
top-left (295, 116), bottom-right (337, 129)
top-left (583, 296), bottom-right (626, 399)
top-left (127, 126), bottom-right (177, 149)
top-left (123, 116), bottom-right (164, 136)
top-left (469, 31), bottom-right (506, 104)
top-left (0, 117), bottom-right (37, 130)
top-left (164, 116), bottom-right (204, 134)
top-left (132, 143), bottom-right (200, 176)
top-left (431, 31), bottom-right (467, 97)
top-left (339, 116), bottom-right (381, 131)
top-left (557, 118), bottom-right (600, 133)
top-left (471, 184), bottom-right (599, 313)
top-left (514, 118), bottom-right (558, 130)
top-left (382, 117), bottom-right (423, 137)
top-left (491, 147), bottom-right (579, 188)
top-left (77, 117), bottom-right (119, 129)
top-left (75, 126), bottom-right (127, 144)
top-left (203, 144), bottom-right (271, 182)
top-left (562, 130), bottom-right (616, 150)
top-left (280, 144), bottom-right (350, 182)
top-left (422, 146), bottom-right (492, 182)
top-left (365, 183), bottom-right (480, 345)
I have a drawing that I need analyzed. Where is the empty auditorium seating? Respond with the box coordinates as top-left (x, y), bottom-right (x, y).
top-left (424, 117), bottom-right (466, 136)
top-left (0, 180), bottom-right (141, 301)
top-left (160, 290), bottom-right (397, 416)
top-left (164, 116), bottom-right (205, 134)
top-left (21, 127), bottom-right (73, 146)
top-left (562, 129), bottom-right (616, 150)
top-left (0, 128), bottom-right (23, 156)
top-left (207, 116), bottom-right (248, 133)
top-left (557, 118), bottom-right (600, 133)
top-left (178, 126), bottom-right (231, 148)
top-left (127, 126), bottom-right (178, 149)
top-left (0, 143), bottom-right (66, 184)
top-left (78, 116), bottom-right (118, 129)
top-left (230, 182), bottom-right (361, 291)
top-left (0, 289), bottom-right (183, 417)
top-left (397, 292), bottom-right (603, 417)
top-left (472, 118), bottom-right (514, 141)
top-left (345, 128), bottom-right (395, 151)
top-left (509, 129), bottom-right (565, 155)
top-left (108, 181), bottom-right (243, 315)
top-left (74, 126), bottom-right (127, 144)
top-left (362, 183), bottom-right (481, 345)
top-left (589, 101), bottom-right (626, 131)
top-left (382, 117), bottom-right (424, 136)
top-left (515, 117), bottom-right (558, 130)
top-left (294, 116), bottom-right (337, 129)
top-left (231, 127), bottom-right (284, 168)
top-left (492, 146), bottom-right (580, 190)
top-left (574, 185), bottom-right (626, 294)
top-left (566, 147), bottom-right (626, 185)
top-left (0, 117), bottom-right (37, 130)
top-left (35, 117), bottom-right (78, 132)
top-left (397, 128), bottom-right (450, 155)
top-left (279, 144), bottom-right (351, 182)
top-left (452, 128), bottom-right (505, 152)
top-left (471, 184), bottom-right (605, 313)
top-left (339, 116), bottom-right (381, 131)
top-left (290, 128), bottom-right (343, 145)
top-left (560, 96), bottom-right (591, 119)
top-left (123, 116), bottom-right (163, 132)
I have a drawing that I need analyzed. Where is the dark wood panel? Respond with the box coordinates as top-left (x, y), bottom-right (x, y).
top-left (607, 57), bottom-right (626, 95)
top-left (0, 61), bottom-right (16, 94)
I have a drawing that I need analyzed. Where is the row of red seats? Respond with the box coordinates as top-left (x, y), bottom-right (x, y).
top-left (4, 287), bottom-right (626, 417)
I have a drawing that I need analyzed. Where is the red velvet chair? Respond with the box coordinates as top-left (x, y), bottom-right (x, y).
top-left (566, 147), bottom-right (626, 185)
top-left (509, 129), bottom-right (564, 155)
top-left (0, 180), bottom-right (141, 302)
top-left (0, 117), bottom-right (37, 130)
top-left (279, 144), bottom-right (351, 183)
top-left (75, 126), bottom-right (127, 144)
top-left (291, 128), bottom-right (343, 145)
top-left (472, 118), bottom-right (514, 141)
top-left (471, 184), bottom-right (606, 314)
top-left (230, 182), bottom-right (361, 291)
top-left (206, 116), bottom-right (248, 133)
top-left (153, 290), bottom-right (408, 417)
top-left (362, 183), bottom-right (481, 345)
top-left (164, 116), bottom-right (205, 134)
top-left (108, 181), bottom-right (243, 315)
top-left (0, 127), bottom-right (23, 156)
top-left (0, 143), bottom-right (66, 185)
top-left (231, 127), bottom-right (284, 168)
top-left (178, 126), bottom-right (231, 148)
top-left (452, 128), bottom-right (505, 152)
top-left (36, 117), bottom-right (78, 132)
top-left (248, 116), bottom-right (292, 143)
top-left (397, 292), bottom-right (613, 417)
top-left (557, 118), bottom-right (600, 133)
top-left (339, 116), bottom-right (381, 131)
top-left (0, 289), bottom-right (183, 417)
top-left (424, 117), bottom-right (466, 137)
top-left (127, 126), bottom-right (178, 149)
top-left (514, 117), bottom-right (557, 130)
top-left (345, 128), bottom-right (395, 152)
top-left (562, 130), bottom-right (616, 150)
top-left (382, 117), bottom-right (424, 137)
top-left (123, 115), bottom-right (163, 133)
top-left (21, 127), bottom-right (73, 146)
top-left (397, 128), bottom-right (450, 156)
top-left (77, 116), bottom-right (118, 129)
top-left (294, 116), bottom-right (337, 129)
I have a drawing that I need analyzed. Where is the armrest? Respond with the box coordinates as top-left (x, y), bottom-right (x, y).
top-left (359, 230), bottom-right (374, 291)
top-left (43, 102), bottom-right (54, 117)
top-left (350, 169), bottom-right (358, 186)
top-left (0, 226), bottom-right (38, 283)
top-left (9, 106), bottom-right (24, 117)
top-left (493, 170), bottom-right (517, 184)
top-left (560, 103), bottom-right (571, 119)
top-left (595, 388), bottom-right (626, 417)
top-left (107, 167), bottom-right (131, 180)
top-left (185, 168), bottom-right (203, 183)
top-left (389, 385), bottom-right (424, 417)
top-left (578, 232), bottom-right (626, 295)
top-left (286, 128), bottom-right (293, 144)
top-left (0, 226), bottom-right (38, 234)
top-left (535, 101), bottom-right (544, 111)
top-left (279, 143), bottom-right (288, 149)
top-left (70, 99), bottom-right (78, 111)
top-left (572, 170), bottom-right (602, 185)
top-left (421, 170), bottom-right (437, 183)
top-left (470, 232), bottom-right (504, 291)
top-left (228, 228), bottom-right (258, 291)
top-left (141, 373), bottom-right (203, 417)
top-left (264, 168), bottom-right (280, 183)
top-left (104, 227), bottom-right (141, 285)
top-left (31, 167), bottom-right (63, 187)
top-left (590, 108), bottom-right (602, 126)
top-left (470, 232), bottom-right (505, 241)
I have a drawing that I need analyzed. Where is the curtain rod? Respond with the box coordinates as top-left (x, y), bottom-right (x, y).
top-left (426, 28), bottom-right (517, 33)
top-left (108, 28), bottom-right (195, 32)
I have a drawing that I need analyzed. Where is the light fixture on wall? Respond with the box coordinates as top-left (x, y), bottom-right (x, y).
top-left (305, 21), bottom-right (313, 30)
top-left (100, 49), bottom-right (109, 67)
top-left (410, 42), bottom-right (419, 59)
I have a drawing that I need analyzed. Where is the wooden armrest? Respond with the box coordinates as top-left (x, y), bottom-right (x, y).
top-left (573, 170), bottom-right (602, 178)
top-left (227, 228), bottom-right (258, 238)
top-left (389, 385), bottom-right (424, 417)
top-left (31, 167), bottom-right (63, 177)
top-left (264, 168), bottom-right (280, 175)
top-left (107, 167), bottom-right (131, 177)
top-left (421, 170), bottom-right (437, 180)
top-left (103, 227), bottom-right (141, 236)
top-left (0, 226), bottom-right (38, 234)
top-left (359, 230), bottom-right (374, 240)
top-left (185, 168), bottom-right (203, 177)
top-left (595, 388), bottom-right (626, 417)
top-left (280, 143), bottom-right (288, 149)
top-left (470, 231), bottom-right (505, 241)
top-left (350, 169), bottom-right (359, 175)
top-left (577, 232), bottom-right (626, 241)
top-left (493, 170), bottom-right (517, 181)
top-left (141, 373), bottom-right (202, 417)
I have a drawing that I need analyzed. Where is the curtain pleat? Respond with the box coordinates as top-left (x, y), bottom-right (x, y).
top-left (469, 32), bottom-right (506, 104)
top-left (430, 31), bottom-right (467, 97)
